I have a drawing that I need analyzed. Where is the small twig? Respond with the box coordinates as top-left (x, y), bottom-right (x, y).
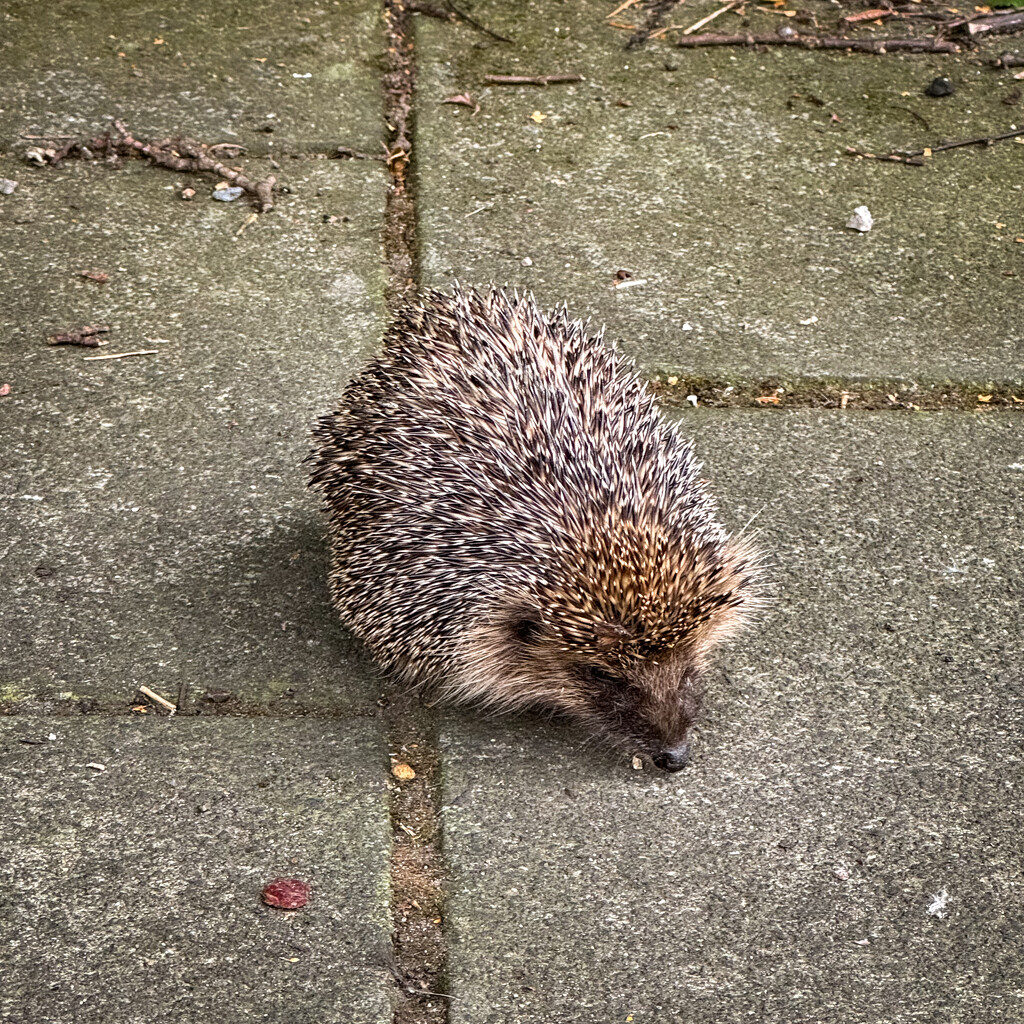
top-left (445, 0), bottom-right (514, 42)
top-left (920, 126), bottom-right (1024, 154)
top-left (235, 212), bottom-right (259, 236)
top-left (966, 10), bottom-right (1024, 38)
top-left (846, 127), bottom-right (1024, 165)
top-left (890, 105), bottom-right (931, 130)
top-left (483, 74), bottom-right (584, 86)
top-left (607, 0), bottom-right (643, 18)
top-left (82, 349), bottom-right (160, 361)
top-left (112, 120), bottom-right (276, 212)
top-left (676, 31), bottom-right (960, 52)
top-left (846, 146), bottom-right (925, 165)
top-left (138, 685), bottom-right (177, 714)
top-left (683, 1), bottom-right (741, 36)
top-left (29, 123), bottom-right (277, 212)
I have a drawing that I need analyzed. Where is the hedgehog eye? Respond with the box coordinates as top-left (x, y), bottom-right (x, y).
top-left (512, 618), bottom-right (543, 647)
top-left (579, 665), bottom-right (623, 689)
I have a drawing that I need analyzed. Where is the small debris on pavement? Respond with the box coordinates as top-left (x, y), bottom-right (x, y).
top-left (84, 762), bottom-right (106, 772)
top-left (846, 205), bottom-right (873, 232)
top-left (79, 270), bottom-right (110, 283)
top-left (927, 889), bottom-right (950, 918)
top-left (82, 349), bottom-right (159, 361)
top-left (613, 277), bottom-right (647, 290)
top-left (631, 755), bottom-right (644, 769)
top-left (799, 315), bottom-right (819, 325)
top-left (441, 93), bottom-right (480, 115)
top-left (686, 394), bottom-right (698, 407)
top-left (212, 186), bottom-right (244, 202)
top-left (392, 762), bottom-right (417, 781)
top-left (0, 384), bottom-right (10, 397)
top-left (833, 865), bottom-right (851, 879)
top-left (484, 74), bottom-right (583, 87)
top-left (181, 187), bottom-right (196, 200)
top-left (0, 179), bottom-right (17, 195)
top-left (137, 685), bottom-right (177, 714)
top-left (48, 324), bottom-right (110, 347)
top-left (925, 77), bottom-right (955, 98)
top-left (529, 110), bottom-right (547, 123)
top-left (262, 878), bottom-right (311, 909)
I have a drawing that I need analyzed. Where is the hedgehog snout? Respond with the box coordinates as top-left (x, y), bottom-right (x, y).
top-left (652, 741), bottom-right (691, 773)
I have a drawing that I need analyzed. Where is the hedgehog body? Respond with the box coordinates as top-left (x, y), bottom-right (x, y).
top-left (310, 287), bottom-right (758, 771)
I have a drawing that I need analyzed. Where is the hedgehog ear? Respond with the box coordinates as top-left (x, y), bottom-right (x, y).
top-left (512, 617), bottom-right (544, 647)
top-left (501, 605), bottom-right (546, 649)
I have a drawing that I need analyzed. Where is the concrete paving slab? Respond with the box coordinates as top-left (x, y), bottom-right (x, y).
top-left (439, 410), bottom-right (1024, 1023)
top-left (0, 156), bottom-right (387, 711)
top-left (415, 2), bottom-right (1024, 383)
top-left (0, 0), bottom-right (383, 150)
top-left (0, 716), bottom-right (391, 1024)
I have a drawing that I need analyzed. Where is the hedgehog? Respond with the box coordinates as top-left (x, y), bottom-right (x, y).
top-left (309, 286), bottom-right (760, 772)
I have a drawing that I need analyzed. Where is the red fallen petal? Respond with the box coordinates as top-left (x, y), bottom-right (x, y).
top-left (262, 878), bottom-right (311, 909)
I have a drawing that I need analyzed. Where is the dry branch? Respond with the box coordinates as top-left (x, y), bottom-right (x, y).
top-left (27, 122), bottom-right (277, 212)
top-left (676, 31), bottom-right (961, 52)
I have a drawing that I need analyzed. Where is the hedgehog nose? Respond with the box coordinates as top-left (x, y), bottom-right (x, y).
top-left (652, 743), bottom-right (690, 773)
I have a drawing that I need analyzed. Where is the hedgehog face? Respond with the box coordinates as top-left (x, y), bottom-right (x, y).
top-left (570, 655), bottom-right (706, 772)
top-left (453, 607), bottom-right (715, 771)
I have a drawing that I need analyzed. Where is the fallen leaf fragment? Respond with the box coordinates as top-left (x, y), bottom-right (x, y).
top-left (631, 755), bottom-right (643, 770)
top-left (529, 110), bottom-right (547, 123)
top-left (262, 878), bottom-right (311, 909)
top-left (48, 324), bottom-right (110, 347)
top-left (85, 762), bottom-right (106, 771)
top-left (755, 394), bottom-right (782, 405)
top-left (0, 383), bottom-right (10, 396)
top-left (978, 394), bottom-right (993, 402)
top-left (441, 92), bottom-right (480, 115)
top-left (79, 270), bottom-right (110, 283)
top-left (392, 762), bottom-right (416, 781)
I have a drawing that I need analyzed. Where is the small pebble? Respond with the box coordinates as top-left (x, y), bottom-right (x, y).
top-left (212, 186), bottom-right (244, 202)
top-left (924, 77), bottom-right (955, 98)
top-left (846, 205), bottom-right (873, 233)
top-left (0, 179), bottom-right (18, 195)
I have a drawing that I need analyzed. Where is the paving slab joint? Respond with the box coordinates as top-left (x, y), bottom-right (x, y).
top-left (651, 376), bottom-right (1024, 411)
top-left (379, 5), bottom-right (450, 1023)
top-left (383, 0), bottom-right (420, 309)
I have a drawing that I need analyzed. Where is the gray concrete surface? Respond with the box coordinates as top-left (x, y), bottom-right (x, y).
top-left (440, 410), bottom-right (1024, 1024)
top-left (415, 1), bottom-right (1024, 382)
top-left (0, 716), bottom-right (392, 1023)
top-left (3, 2), bottom-right (1024, 1023)
top-left (0, 0), bottom-right (383, 151)
top-left (0, 155), bottom-right (387, 712)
